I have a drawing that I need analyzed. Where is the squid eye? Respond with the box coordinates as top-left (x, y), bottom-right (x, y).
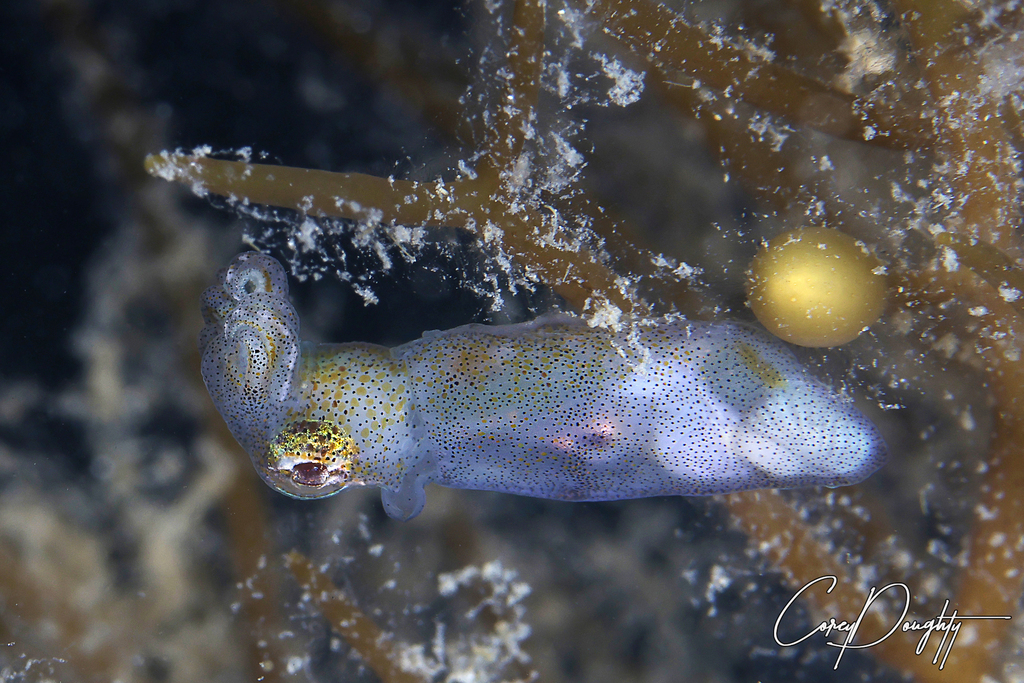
top-left (292, 462), bottom-right (329, 487)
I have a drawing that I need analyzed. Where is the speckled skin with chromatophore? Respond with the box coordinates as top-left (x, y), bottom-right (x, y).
top-left (199, 252), bottom-right (887, 520)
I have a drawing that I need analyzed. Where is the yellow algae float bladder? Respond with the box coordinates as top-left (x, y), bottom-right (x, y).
top-left (747, 227), bottom-right (889, 347)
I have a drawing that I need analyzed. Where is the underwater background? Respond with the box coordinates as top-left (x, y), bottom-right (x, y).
top-left (2, 0), bottom-right (1023, 681)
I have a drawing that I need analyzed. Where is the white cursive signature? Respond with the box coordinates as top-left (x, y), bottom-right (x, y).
top-left (774, 576), bottom-right (1012, 670)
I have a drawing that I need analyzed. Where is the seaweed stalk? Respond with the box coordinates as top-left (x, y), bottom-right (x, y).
top-left (591, 0), bottom-right (932, 149)
top-left (285, 551), bottom-right (427, 683)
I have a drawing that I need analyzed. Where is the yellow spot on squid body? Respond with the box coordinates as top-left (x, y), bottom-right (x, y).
top-left (736, 343), bottom-right (788, 389)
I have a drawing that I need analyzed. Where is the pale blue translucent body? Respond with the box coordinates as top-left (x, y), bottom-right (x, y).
top-left (200, 253), bottom-right (887, 520)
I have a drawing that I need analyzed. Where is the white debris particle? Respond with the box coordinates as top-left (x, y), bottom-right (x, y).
top-left (818, 155), bottom-right (834, 171)
top-left (891, 310), bottom-right (914, 335)
top-left (357, 513), bottom-right (371, 540)
top-left (892, 550), bottom-right (912, 570)
top-left (507, 579), bottom-right (531, 604)
top-left (503, 154), bottom-right (532, 193)
top-left (388, 224), bottom-right (425, 248)
top-left (552, 132), bottom-right (584, 168)
top-left (597, 55), bottom-right (645, 106)
top-left (863, 125), bottom-right (877, 140)
top-left (586, 299), bottom-right (623, 331)
top-left (432, 622), bottom-right (446, 664)
top-left (940, 246), bottom-right (960, 272)
top-left (556, 4), bottom-right (587, 49)
top-left (146, 151), bottom-right (183, 181)
top-left (555, 65), bottom-right (571, 98)
top-left (285, 656), bottom-right (305, 675)
top-left (959, 407), bottom-right (976, 431)
top-left (968, 306), bottom-right (989, 317)
top-left (989, 532), bottom-right (1007, 548)
top-left (457, 158), bottom-right (478, 180)
top-left (747, 113), bottom-right (791, 151)
top-left (293, 217), bottom-right (319, 252)
top-left (651, 252), bottom-right (698, 280)
top-left (736, 35), bottom-right (774, 63)
top-left (836, 30), bottom-right (896, 91)
top-left (368, 543), bottom-right (384, 557)
top-left (438, 566), bottom-right (476, 597)
top-left (351, 282), bottom-right (379, 306)
top-left (705, 565), bottom-right (732, 604)
top-left (890, 182), bottom-right (912, 203)
top-left (545, 133), bottom-right (586, 191)
top-left (481, 220), bottom-right (503, 246)
top-left (976, 504), bottom-right (998, 521)
top-left (999, 284), bottom-right (1022, 302)
top-left (394, 643), bottom-right (445, 679)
